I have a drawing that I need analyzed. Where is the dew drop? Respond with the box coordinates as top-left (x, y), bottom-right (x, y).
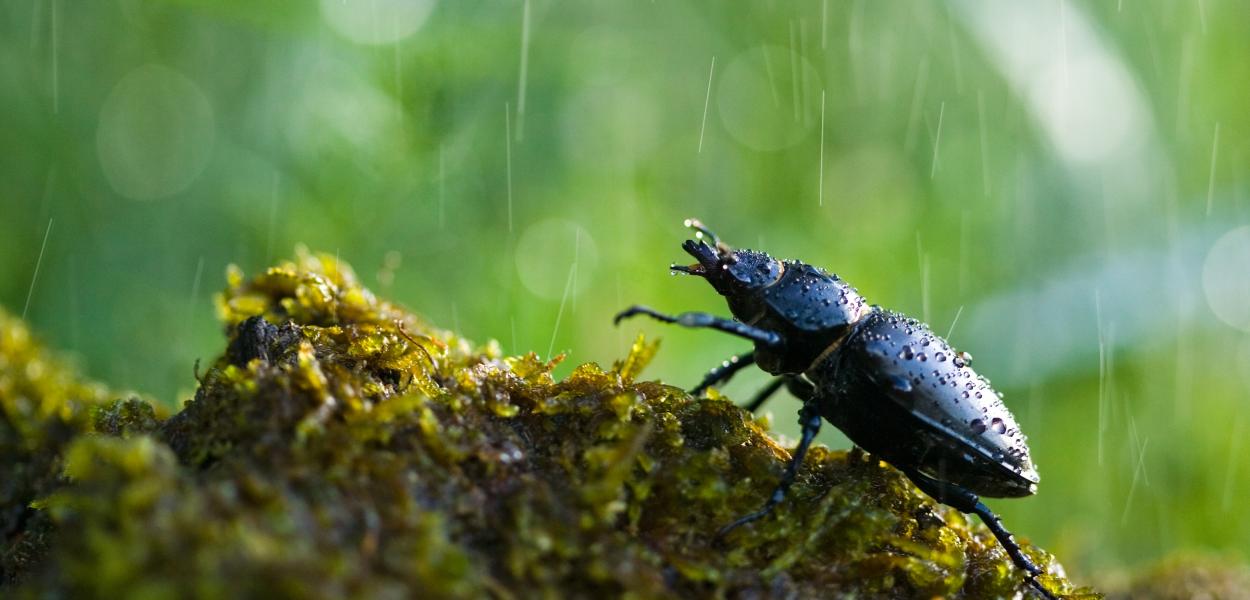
top-left (890, 375), bottom-right (913, 393)
top-left (990, 418), bottom-right (1007, 434)
top-left (970, 419), bottom-right (987, 434)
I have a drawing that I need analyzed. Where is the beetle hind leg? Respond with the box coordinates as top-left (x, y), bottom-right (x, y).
top-left (903, 470), bottom-right (1057, 600)
top-left (717, 383), bottom-right (819, 540)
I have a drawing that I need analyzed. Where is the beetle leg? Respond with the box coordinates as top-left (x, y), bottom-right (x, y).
top-left (744, 375), bottom-right (815, 411)
top-left (743, 377), bottom-right (784, 411)
top-left (716, 396), bottom-right (821, 539)
top-left (690, 351), bottom-right (755, 395)
top-left (903, 470), bottom-right (1057, 600)
top-left (614, 305), bottom-right (783, 348)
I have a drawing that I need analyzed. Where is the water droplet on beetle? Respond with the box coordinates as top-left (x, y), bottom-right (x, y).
top-left (990, 418), bottom-right (1006, 434)
top-left (959, 351), bottom-right (973, 365)
top-left (970, 419), bottom-right (987, 434)
top-left (899, 345), bottom-right (914, 360)
top-left (890, 375), bottom-right (913, 393)
top-left (935, 352), bottom-right (946, 362)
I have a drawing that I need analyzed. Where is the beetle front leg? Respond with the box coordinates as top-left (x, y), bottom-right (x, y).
top-left (614, 306), bottom-right (783, 348)
top-left (904, 470), bottom-right (1057, 600)
top-left (690, 351), bottom-right (755, 395)
top-left (717, 392), bottom-right (821, 539)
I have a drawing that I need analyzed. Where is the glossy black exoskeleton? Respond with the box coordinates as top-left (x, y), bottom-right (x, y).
top-left (614, 219), bottom-right (1056, 599)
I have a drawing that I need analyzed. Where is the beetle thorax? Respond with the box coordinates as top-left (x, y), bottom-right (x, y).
top-left (730, 262), bottom-right (870, 374)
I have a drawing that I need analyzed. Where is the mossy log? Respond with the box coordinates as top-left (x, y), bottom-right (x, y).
top-left (1, 251), bottom-right (1100, 598)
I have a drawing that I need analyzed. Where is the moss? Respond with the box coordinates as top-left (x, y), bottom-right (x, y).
top-left (0, 309), bottom-right (113, 582)
top-left (2, 249), bottom-right (1104, 598)
top-left (1104, 555), bottom-right (1250, 599)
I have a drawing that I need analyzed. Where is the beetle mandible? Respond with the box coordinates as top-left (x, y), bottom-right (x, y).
top-left (614, 219), bottom-right (1057, 600)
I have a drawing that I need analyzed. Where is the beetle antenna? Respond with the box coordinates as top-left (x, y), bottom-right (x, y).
top-left (683, 218), bottom-right (732, 256)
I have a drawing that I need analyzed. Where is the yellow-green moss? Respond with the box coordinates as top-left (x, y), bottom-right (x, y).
top-left (1105, 555), bottom-right (1250, 599)
top-left (3, 250), bottom-right (1104, 598)
top-left (1, 309), bottom-right (113, 582)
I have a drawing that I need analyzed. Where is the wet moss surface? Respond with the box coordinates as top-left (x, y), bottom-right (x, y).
top-left (1105, 555), bottom-right (1250, 600)
top-left (2, 251), bottom-right (1104, 598)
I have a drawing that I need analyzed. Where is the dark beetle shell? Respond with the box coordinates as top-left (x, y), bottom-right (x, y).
top-left (763, 263), bottom-right (868, 332)
top-left (810, 309), bottom-right (1039, 498)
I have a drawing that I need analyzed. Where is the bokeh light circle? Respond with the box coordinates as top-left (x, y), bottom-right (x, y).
top-left (560, 83), bottom-right (660, 174)
top-left (515, 219), bottom-right (598, 301)
top-left (320, 0), bottom-right (436, 45)
top-left (1202, 226), bottom-right (1250, 332)
top-left (717, 45), bottom-right (822, 151)
top-left (96, 65), bottom-right (215, 201)
top-left (1239, 336), bottom-right (1250, 393)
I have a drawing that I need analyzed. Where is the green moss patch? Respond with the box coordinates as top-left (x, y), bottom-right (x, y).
top-left (2, 250), bottom-right (1098, 598)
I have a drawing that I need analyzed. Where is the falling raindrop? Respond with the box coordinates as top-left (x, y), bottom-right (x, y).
top-left (516, 219), bottom-right (599, 301)
top-left (717, 45), bottom-right (821, 151)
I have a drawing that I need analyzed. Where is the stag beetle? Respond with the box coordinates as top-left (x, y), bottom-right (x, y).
top-left (614, 219), bottom-right (1056, 599)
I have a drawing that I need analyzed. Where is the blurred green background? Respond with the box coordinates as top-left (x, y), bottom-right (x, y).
top-left (3, 0), bottom-right (1249, 581)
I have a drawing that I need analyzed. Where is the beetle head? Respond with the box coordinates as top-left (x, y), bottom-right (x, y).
top-left (671, 219), bottom-right (783, 297)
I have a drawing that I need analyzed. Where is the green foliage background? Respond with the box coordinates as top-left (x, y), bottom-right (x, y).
top-left (3, 0), bottom-right (1249, 579)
